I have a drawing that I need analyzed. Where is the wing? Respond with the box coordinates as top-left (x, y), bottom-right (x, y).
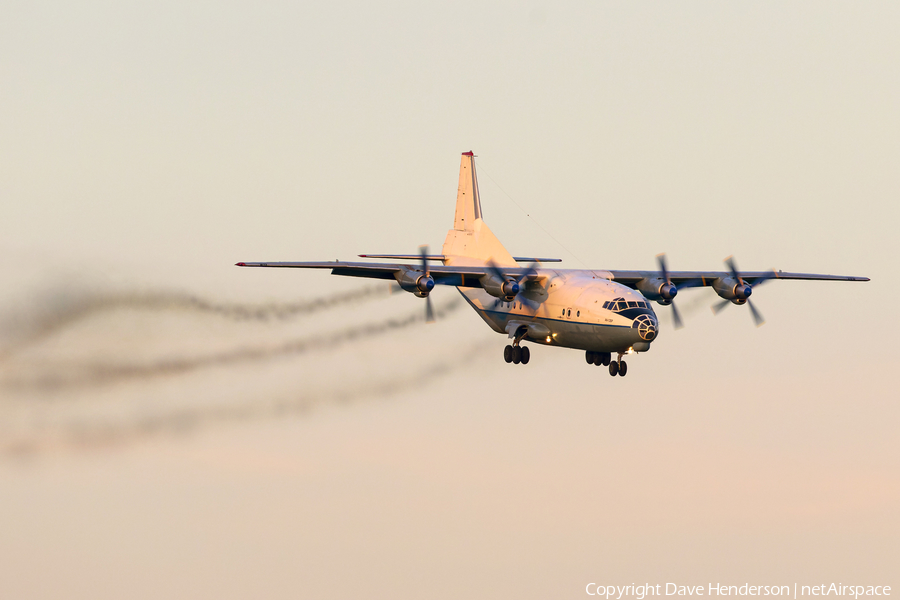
top-left (605, 269), bottom-right (869, 287)
top-left (236, 261), bottom-right (868, 287)
top-left (234, 261), bottom-right (544, 288)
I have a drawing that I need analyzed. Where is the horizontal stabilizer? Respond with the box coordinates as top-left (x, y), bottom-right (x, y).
top-left (359, 254), bottom-right (561, 263)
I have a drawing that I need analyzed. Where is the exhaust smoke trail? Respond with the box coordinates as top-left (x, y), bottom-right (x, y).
top-left (1, 297), bottom-right (464, 392)
top-left (0, 283), bottom-right (396, 361)
top-left (0, 339), bottom-right (493, 457)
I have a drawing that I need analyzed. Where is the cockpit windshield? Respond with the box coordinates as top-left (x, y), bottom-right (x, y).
top-left (602, 297), bottom-right (649, 312)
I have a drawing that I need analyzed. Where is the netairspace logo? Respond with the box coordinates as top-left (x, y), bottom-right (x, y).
top-left (586, 584), bottom-right (893, 599)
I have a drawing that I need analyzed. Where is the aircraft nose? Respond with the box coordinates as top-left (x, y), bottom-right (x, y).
top-left (632, 314), bottom-right (658, 341)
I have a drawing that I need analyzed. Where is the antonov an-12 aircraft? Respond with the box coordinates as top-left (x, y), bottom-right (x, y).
top-left (237, 152), bottom-right (868, 377)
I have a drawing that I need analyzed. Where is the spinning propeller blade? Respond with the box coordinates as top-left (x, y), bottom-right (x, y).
top-left (486, 259), bottom-right (545, 310)
top-left (420, 245), bottom-right (435, 324)
top-left (747, 299), bottom-right (765, 327)
top-left (485, 259), bottom-right (507, 283)
top-left (712, 256), bottom-right (774, 326)
top-left (656, 253), bottom-right (684, 329)
top-left (711, 298), bottom-right (731, 315)
top-left (670, 301), bottom-right (684, 329)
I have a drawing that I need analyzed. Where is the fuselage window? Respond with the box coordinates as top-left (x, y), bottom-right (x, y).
top-left (576, 311), bottom-right (580, 317)
top-left (567, 309), bottom-right (571, 317)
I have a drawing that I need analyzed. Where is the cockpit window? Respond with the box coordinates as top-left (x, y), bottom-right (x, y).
top-left (607, 297), bottom-right (652, 312)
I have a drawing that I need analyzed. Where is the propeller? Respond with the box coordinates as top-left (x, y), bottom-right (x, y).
top-left (656, 253), bottom-right (684, 329)
top-left (485, 259), bottom-right (544, 308)
top-left (483, 259), bottom-right (547, 313)
top-left (419, 245), bottom-right (435, 323)
top-left (485, 260), bottom-right (520, 298)
top-left (711, 256), bottom-right (775, 327)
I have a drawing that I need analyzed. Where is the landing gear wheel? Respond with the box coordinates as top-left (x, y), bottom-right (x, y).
top-left (618, 361), bottom-right (627, 377)
top-left (608, 361), bottom-right (619, 377)
top-left (503, 345), bottom-right (513, 363)
top-left (592, 353), bottom-right (604, 366)
top-left (586, 351), bottom-right (595, 364)
top-left (520, 346), bottom-right (530, 364)
top-left (601, 353), bottom-right (611, 366)
top-left (511, 346), bottom-right (522, 364)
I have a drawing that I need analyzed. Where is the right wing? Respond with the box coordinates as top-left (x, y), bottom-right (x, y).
top-left (234, 261), bottom-right (544, 288)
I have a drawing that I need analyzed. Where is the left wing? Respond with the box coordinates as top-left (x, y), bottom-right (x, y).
top-left (606, 269), bottom-right (869, 287)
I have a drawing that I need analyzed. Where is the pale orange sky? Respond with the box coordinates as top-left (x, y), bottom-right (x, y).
top-left (0, 1), bottom-right (898, 598)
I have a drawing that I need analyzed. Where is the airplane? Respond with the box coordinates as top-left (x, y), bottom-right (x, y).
top-left (236, 151), bottom-right (868, 377)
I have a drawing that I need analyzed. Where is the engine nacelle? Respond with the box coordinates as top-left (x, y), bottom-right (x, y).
top-left (712, 277), bottom-right (752, 304)
top-left (480, 275), bottom-right (519, 301)
top-left (636, 277), bottom-right (677, 304)
top-left (394, 270), bottom-right (434, 297)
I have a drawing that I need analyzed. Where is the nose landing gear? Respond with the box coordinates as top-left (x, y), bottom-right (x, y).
top-left (610, 352), bottom-right (627, 377)
top-left (587, 350), bottom-right (627, 376)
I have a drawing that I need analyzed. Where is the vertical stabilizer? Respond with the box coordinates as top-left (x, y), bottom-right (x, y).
top-left (453, 151), bottom-right (482, 231)
top-left (443, 151), bottom-right (517, 268)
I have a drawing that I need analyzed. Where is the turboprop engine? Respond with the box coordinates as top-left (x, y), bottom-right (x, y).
top-left (709, 257), bottom-right (773, 327)
top-left (395, 270), bottom-right (435, 298)
top-left (480, 275), bottom-right (520, 302)
top-left (636, 254), bottom-right (684, 329)
top-left (392, 245), bottom-right (437, 323)
top-left (712, 276), bottom-right (752, 305)
top-left (636, 277), bottom-right (678, 305)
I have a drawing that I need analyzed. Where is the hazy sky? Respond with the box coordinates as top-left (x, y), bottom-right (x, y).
top-left (1, 2), bottom-right (898, 599)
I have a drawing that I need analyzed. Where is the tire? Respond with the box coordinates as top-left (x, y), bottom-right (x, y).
top-left (618, 361), bottom-right (627, 377)
top-left (503, 345), bottom-right (513, 363)
top-left (585, 351), bottom-right (594, 364)
top-left (592, 353), bottom-right (603, 366)
top-left (602, 353), bottom-right (611, 366)
top-left (512, 346), bottom-right (522, 364)
top-left (520, 346), bottom-right (530, 364)
top-left (608, 361), bottom-right (619, 376)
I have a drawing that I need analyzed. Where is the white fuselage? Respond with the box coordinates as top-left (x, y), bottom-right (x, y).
top-left (458, 271), bottom-right (660, 354)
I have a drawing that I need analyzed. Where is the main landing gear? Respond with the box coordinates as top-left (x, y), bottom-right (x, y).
top-left (504, 327), bottom-right (530, 365)
top-left (586, 350), bottom-right (627, 377)
top-left (503, 344), bottom-right (530, 365)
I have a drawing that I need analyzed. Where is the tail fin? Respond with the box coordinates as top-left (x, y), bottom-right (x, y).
top-left (442, 152), bottom-right (516, 267)
top-left (453, 151), bottom-right (482, 231)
